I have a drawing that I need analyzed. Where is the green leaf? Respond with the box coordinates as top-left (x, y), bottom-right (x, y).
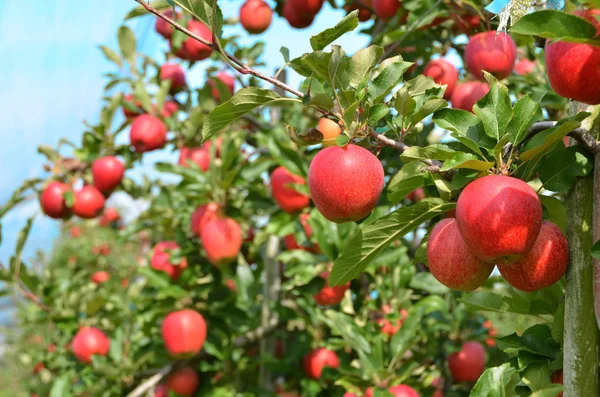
top-left (280, 46), bottom-right (290, 63)
top-left (134, 80), bottom-right (153, 113)
top-left (323, 310), bottom-right (371, 355)
top-left (50, 375), bottom-right (72, 397)
top-left (539, 147), bottom-right (593, 192)
top-left (307, 93), bottom-right (334, 110)
top-left (592, 239), bottom-right (600, 261)
top-left (117, 26), bottom-right (137, 65)
top-left (348, 45), bottom-right (384, 89)
top-left (433, 108), bottom-right (489, 158)
top-left (124, 0), bottom-right (170, 20)
top-left (173, 0), bottom-right (223, 36)
top-left (473, 78), bottom-right (513, 141)
top-left (507, 95), bottom-right (542, 145)
top-left (368, 104), bottom-right (390, 126)
top-left (460, 291), bottom-right (532, 315)
top-left (510, 10), bottom-right (600, 45)
top-left (329, 199), bottom-right (456, 286)
top-left (470, 363), bottom-right (517, 397)
top-left (387, 161), bottom-right (426, 204)
top-left (394, 86), bottom-right (417, 120)
top-left (522, 361), bottom-right (551, 392)
top-left (400, 144), bottom-right (456, 162)
top-left (202, 87), bottom-right (299, 141)
top-left (539, 196), bottom-right (567, 233)
top-left (497, 324), bottom-right (561, 359)
top-left (440, 153), bottom-right (494, 172)
top-left (409, 273), bottom-right (449, 294)
top-left (412, 99), bottom-right (448, 125)
top-left (9, 217), bottom-right (34, 280)
top-left (529, 385), bottom-right (564, 397)
top-left (99, 45), bottom-right (122, 68)
top-left (329, 45), bottom-right (349, 90)
top-left (310, 10), bottom-right (359, 51)
top-left (367, 56), bottom-right (413, 103)
top-left (521, 115), bottom-right (587, 162)
top-left (390, 308), bottom-right (424, 362)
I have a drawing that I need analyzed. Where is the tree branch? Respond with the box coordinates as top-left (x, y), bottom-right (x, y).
top-left (134, 0), bottom-right (304, 98)
top-left (520, 121), bottom-right (597, 152)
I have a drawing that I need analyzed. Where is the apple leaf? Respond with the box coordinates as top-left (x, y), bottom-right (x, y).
top-left (98, 45), bottom-right (122, 68)
top-left (473, 75), bottom-right (513, 141)
top-left (507, 95), bottom-right (542, 145)
top-left (329, 199), bottom-right (455, 286)
top-left (367, 56), bottom-right (413, 104)
top-left (470, 363), bottom-right (518, 397)
top-left (172, 0), bottom-right (223, 36)
top-left (387, 161), bottom-right (426, 204)
top-left (510, 10), bottom-right (600, 45)
top-left (520, 114), bottom-right (588, 162)
top-left (440, 153), bottom-right (494, 172)
top-left (348, 45), bottom-right (384, 90)
top-left (539, 196), bottom-right (567, 234)
top-left (310, 10), bottom-right (359, 51)
top-left (117, 26), bottom-right (137, 65)
top-left (124, 0), bottom-right (171, 20)
top-left (539, 146), bottom-right (593, 192)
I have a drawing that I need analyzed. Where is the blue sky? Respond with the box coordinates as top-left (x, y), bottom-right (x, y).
top-left (0, 1), bottom-right (370, 266)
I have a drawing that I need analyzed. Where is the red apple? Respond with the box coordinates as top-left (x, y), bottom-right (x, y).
top-left (73, 186), bottom-right (105, 219)
top-left (225, 278), bottom-right (237, 292)
top-left (284, 213), bottom-right (320, 253)
top-left (162, 309), bottom-right (207, 357)
top-left (454, 12), bottom-right (482, 35)
top-left (373, 0), bottom-right (401, 21)
top-left (456, 175), bottom-right (542, 263)
top-left (92, 156), bottom-right (125, 193)
top-left (514, 59), bottom-right (536, 76)
top-left (155, 9), bottom-right (179, 39)
top-left (151, 241), bottom-right (188, 280)
top-left (191, 203), bottom-right (220, 236)
top-left (465, 31), bottom-right (516, 80)
top-left (448, 341), bottom-right (486, 382)
top-left (289, 0), bottom-right (324, 15)
top-left (69, 225), bottom-right (82, 237)
top-left (308, 144), bottom-right (384, 223)
top-left (406, 187), bottom-right (426, 202)
top-left (378, 309), bottom-right (408, 337)
top-left (92, 243), bottom-right (111, 256)
top-left (122, 94), bottom-right (142, 118)
top-left (161, 101), bottom-right (178, 118)
top-left (551, 370), bottom-right (563, 397)
top-left (71, 326), bottom-right (110, 363)
top-left (91, 271), bottom-right (110, 284)
top-left (424, 59), bottom-right (459, 99)
top-left (201, 217), bottom-right (243, 266)
top-left (166, 367), bottom-right (200, 396)
top-left (345, 0), bottom-right (372, 22)
top-left (33, 361), bottom-right (45, 374)
top-left (271, 166), bottom-right (310, 213)
top-left (545, 10), bottom-right (600, 105)
top-left (283, 1), bottom-right (315, 29)
top-left (203, 137), bottom-right (223, 158)
top-left (303, 347), bottom-right (340, 379)
top-left (313, 271), bottom-right (350, 306)
top-left (154, 384), bottom-right (169, 397)
top-left (240, 0), bottom-right (273, 34)
top-left (178, 146), bottom-right (210, 171)
top-left (427, 218), bottom-right (495, 291)
top-left (130, 114), bottom-right (168, 153)
top-left (182, 20), bottom-right (214, 61)
top-left (498, 221), bottom-right (568, 292)
top-left (40, 181), bottom-right (72, 219)
top-left (99, 207), bottom-right (120, 226)
top-left (450, 81), bottom-right (490, 112)
top-left (160, 63), bottom-right (186, 94)
top-left (209, 72), bottom-right (235, 101)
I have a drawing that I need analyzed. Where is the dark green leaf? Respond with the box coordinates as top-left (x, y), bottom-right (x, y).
top-left (539, 196), bottom-right (567, 233)
top-left (510, 10), bottom-right (600, 45)
top-left (310, 11), bottom-right (359, 51)
top-left (367, 55), bottom-right (413, 103)
top-left (348, 45), bottom-right (384, 89)
top-left (539, 147), bottom-right (593, 192)
top-left (387, 161), bottom-right (426, 204)
top-left (470, 363), bottom-right (517, 397)
top-left (521, 114), bottom-right (587, 162)
top-left (473, 78), bottom-right (513, 141)
top-left (507, 95), bottom-right (542, 145)
top-left (173, 0), bottom-right (223, 36)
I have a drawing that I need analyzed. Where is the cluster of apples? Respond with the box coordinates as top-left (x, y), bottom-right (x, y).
top-left (427, 175), bottom-right (569, 292)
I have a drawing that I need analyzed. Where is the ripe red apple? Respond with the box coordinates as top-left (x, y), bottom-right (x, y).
top-left (91, 271), bottom-right (110, 284)
top-left (92, 156), bottom-right (125, 193)
top-left (284, 213), bottom-right (320, 253)
top-left (240, 0), bottom-right (273, 34)
top-left (551, 370), bottom-right (563, 397)
top-left (151, 241), bottom-right (188, 280)
top-left (290, 0), bottom-right (324, 15)
top-left (191, 203), bottom-right (220, 236)
top-left (378, 309), bottom-right (408, 337)
top-left (427, 218), bottom-right (495, 291)
top-left (316, 118), bottom-right (342, 145)
top-left (33, 361), bottom-right (45, 374)
top-left (71, 326), bottom-right (110, 363)
top-left (454, 12), bottom-right (482, 35)
top-left (162, 309), bottom-right (207, 357)
top-left (209, 72), bottom-right (235, 101)
top-left (69, 225), bottom-right (82, 237)
top-left (313, 271), bottom-right (350, 306)
top-left (373, 0), bottom-right (401, 21)
top-left (99, 207), bottom-right (120, 226)
top-left (73, 186), bottom-right (105, 219)
top-left (449, 341), bottom-right (486, 382)
top-left (271, 166), bottom-right (310, 213)
top-left (344, 0), bottom-right (372, 22)
top-left (40, 181), bottom-right (72, 219)
top-left (203, 137), bottom-right (223, 158)
top-left (406, 187), bottom-right (425, 202)
top-left (201, 217), bottom-right (243, 266)
top-left (450, 81), bottom-right (490, 112)
top-left (155, 9), bottom-right (179, 39)
top-left (182, 20), bottom-right (214, 61)
top-left (160, 63), bottom-right (186, 94)
top-left (424, 59), bottom-right (459, 99)
top-left (122, 94), bottom-right (142, 118)
top-left (545, 10), bottom-right (600, 105)
top-left (308, 144), bottom-right (384, 223)
top-left (303, 347), bottom-right (340, 379)
top-left (498, 221), bottom-right (568, 292)
top-left (514, 59), bottom-right (536, 76)
top-left (161, 101), bottom-right (179, 118)
top-left (178, 146), bottom-right (210, 171)
top-left (130, 114), bottom-right (167, 153)
top-left (283, 1), bottom-right (315, 29)
top-left (154, 384), bottom-right (169, 397)
top-left (465, 31), bottom-right (516, 80)
top-left (456, 175), bottom-right (542, 263)
top-left (166, 367), bottom-right (200, 396)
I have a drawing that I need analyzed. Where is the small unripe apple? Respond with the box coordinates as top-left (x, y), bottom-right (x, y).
top-left (71, 326), bottom-right (110, 363)
top-left (208, 72), bottom-right (235, 101)
top-left (160, 63), bottom-right (186, 94)
top-left (448, 341), bottom-right (486, 382)
top-left (191, 203), bottom-right (220, 236)
top-left (313, 271), bottom-right (350, 306)
top-left (465, 31), bottom-right (516, 80)
top-left (99, 207), bottom-right (120, 226)
top-left (73, 186), bottom-right (105, 219)
top-left (130, 114), bottom-right (167, 153)
top-left (92, 156), bottom-right (125, 193)
top-left (162, 309), bottom-right (207, 357)
top-left (166, 367), bottom-right (200, 396)
top-left (424, 59), bottom-right (459, 99)
top-left (514, 59), bottom-right (536, 76)
top-left (122, 94), bottom-right (142, 118)
top-left (498, 221), bottom-right (568, 292)
top-left (201, 217), bottom-right (243, 266)
top-left (316, 118), bottom-right (342, 146)
top-left (545, 10), bottom-right (600, 105)
top-left (303, 347), bottom-right (340, 379)
top-left (551, 369), bottom-right (563, 397)
top-left (40, 181), bottom-right (72, 219)
top-left (91, 271), bottom-right (110, 284)
top-left (308, 144), bottom-right (384, 223)
top-left (240, 0), bottom-right (273, 34)
top-left (290, 0), bottom-right (324, 15)
top-left (151, 241), bottom-right (188, 280)
top-left (373, 0), bottom-right (401, 21)
top-left (271, 166), bottom-right (310, 213)
top-left (182, 20), bottom-right (214, 61)
top-left (427, 218), bottom-right (494, 291)
top-left (155, 9), bottom-right (179, 39)
top-left (161, 101), bottom-right (179, 118)
top-left (283, 1), bottom-right (315, 29)
top-left (450, 81), bottom-right (490, 112)
top-left (178, 146), bottom-right (210, 171)
top-left (456, 175), bottom-right (542, 263)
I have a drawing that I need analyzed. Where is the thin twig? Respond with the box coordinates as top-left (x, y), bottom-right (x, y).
top-left (126, 364), bottom-right (172, 397)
